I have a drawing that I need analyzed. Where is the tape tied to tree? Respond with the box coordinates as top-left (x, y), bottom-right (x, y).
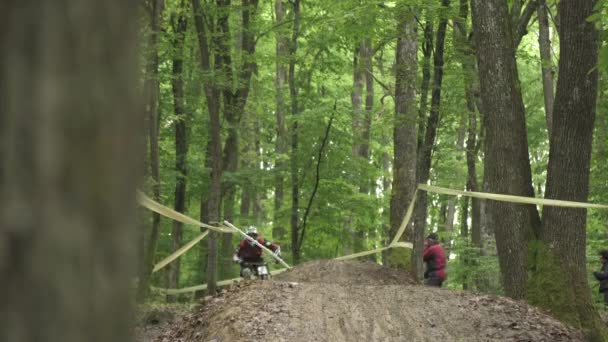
top-left (137, 191), bottom-right (233, 233)
top-left (140, 184), bottom-right (608, 293)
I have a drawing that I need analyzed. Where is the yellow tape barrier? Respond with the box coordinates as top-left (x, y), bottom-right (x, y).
top-left (152, 231), bottom-right (209, 273)
top-left (419, 184), bottom-right (608, 209)
top-left (144, 183), bottom-right (608, 294)
top-left (137, 191), bottom-right (232, 233)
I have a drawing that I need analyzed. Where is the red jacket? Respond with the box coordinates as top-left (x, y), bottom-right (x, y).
top-left (423, 243), bottom-right (446, 280)
top-left (236, 238), bottom-right (279, 262)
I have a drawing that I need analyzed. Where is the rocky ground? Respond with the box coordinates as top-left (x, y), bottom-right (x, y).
top-left (141, 260), bottom-right (584, 342)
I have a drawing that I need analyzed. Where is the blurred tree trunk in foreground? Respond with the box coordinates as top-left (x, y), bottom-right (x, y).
top-left (0, 1), bottom-right (141, 341)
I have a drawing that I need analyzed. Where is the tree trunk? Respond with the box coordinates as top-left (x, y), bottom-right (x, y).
top-left (289, 0), bottom-right (301, 264)
top-left (191, 0), bottom-right (223, 295)
top-left (538, 0), bottom-right (555, 139)
top-left (412, 0), bottom-right (449, 282)
top-left (528, 1), bottom-right (605, 338)
top-left (274, 0), bottom-right (288, 241)
top-left (361, 38), bottom-right (374, 177)
top-left (166, 8), bottom-right (188, 302)
top-left (470, 0), bottom-right (540, 299)
top-left (138, 0), bottom-right (165, 302)
top-left (417, 20), bottom-right (434, 153)
top-left (389, 4), bottom-right (418, 265)
top-left (348, 42), bottom-right (364, 254)
top-left (0, 0), bottom-right (140, 340)
top-left (454, 0), bottom-right (481, 248)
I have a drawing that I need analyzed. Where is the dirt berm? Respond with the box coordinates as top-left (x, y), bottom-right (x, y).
top-left (157, 260), bottom-right (583, 341)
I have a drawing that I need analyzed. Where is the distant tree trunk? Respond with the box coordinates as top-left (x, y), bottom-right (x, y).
top-left (0, 0), bottom-right (140, 340)
top-left (361, 38), bottom-right (374, 179)
top-left (412, 0), bottom-right (449, 282)
top-left (454, 0), bottom-right (481, 248)
top-left (289, 0), bottom-right (301, 264)
top-left (218, 0), bottom-right (237, 282)
top-left (417, 20), bottom-right (434, 153)
top-left (471, 0), bottom-right (540, 299)
top-left (537, 0), bottom-right (555, 139)
top-left (192, 0), bottom-right (223, 295)
top-left (138, 0), bottom-right (165, 302)
top-left (348, 42), bottom-right (364, 254)
top-left (166, 8), bottom-right (188, 302)
top-left (447, 113), bottom-right (468, 238)
top-left (528, 1), bottom-right (605, 338)
top-left (274, 0), bottom-right (288, 240)
top-left (389, 4), bottom-right (418, 265)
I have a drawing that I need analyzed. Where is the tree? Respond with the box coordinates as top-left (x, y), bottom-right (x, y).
top-left (166, 2), bottom-right (189, 301)
top-left (289, 0), bottom-right (302, 264)
top-left (219, 0), bottom-right (259, 280)
top-left (412, 0), bottom-right (450, 281)
top-left (192, 0), bottom-right (223, 294)
top-left (389, 4), bottom-right (418, 264)
top-left (527, 0), bottom-right (605, 338)
top-left (537, 0), bottom-right (555, 139)
top-left (0, 0), bottom-right (140, 340)
top-left (274, 0), bottom-right (289, 241)
top-left (470, 0), bottom-right (540, 299)
top-left (138, 0), bottom-right (165, 301)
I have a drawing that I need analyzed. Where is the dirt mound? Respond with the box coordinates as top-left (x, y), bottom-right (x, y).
top-left (275, 259), bottom-right (416, 285)
top-left (157, 260), bottom-right (583, 342)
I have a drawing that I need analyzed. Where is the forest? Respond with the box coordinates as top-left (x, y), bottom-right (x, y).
top-left (1, 0), bottom-right (607, 341)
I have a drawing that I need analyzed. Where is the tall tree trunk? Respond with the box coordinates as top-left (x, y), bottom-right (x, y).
top-left (417, 20), bottom-right (434, 153)
top-left (446, 113), bottom-right (468, 238)
top-left (538, 0), bottom-right (555, 139)
top-left (357, 38), bottom-right (375, 255)
top-left (0, 0), bottom-right (140, 340)
top-left (218, 0), bottom-right (238, 282)
top-left (361, 38), bottom-right (374, 177)
top-left (470, 0), bottom-right (540, 299)
top-left (389, 4), bottom-right (418, 265)
top-left (274, 0), bottom-right (288, 241)
top-left (192, 0), bottom-right (223, 295)
top-left (289, 0), bottom-right (301, 264)
top-left (412, 0), bottom-right (449, 282)
top-left (454, 0), bottom-right (481, 248)
top-left (528, 1), bottom-right (605, 339)
top-left (348, 42), bottom-right (364, 254)
top-left (166, 8), bottom-right (188, 301)
top-left (138, 0), bottom-right (165, 302)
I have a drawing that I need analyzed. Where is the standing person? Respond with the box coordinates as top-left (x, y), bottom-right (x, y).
top-left (423, 233), bottom-right (447, 287)
top-left (593, 250), bottom-right (608, 308)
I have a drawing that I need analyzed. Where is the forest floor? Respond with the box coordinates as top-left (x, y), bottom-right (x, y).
top-left (140, 260), bottom-right (585, 342)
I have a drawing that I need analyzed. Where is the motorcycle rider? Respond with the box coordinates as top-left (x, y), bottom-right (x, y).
top-left (233, 226), bottom-right (281, 278)
top-left (423, 232), bottom-right (447, 287)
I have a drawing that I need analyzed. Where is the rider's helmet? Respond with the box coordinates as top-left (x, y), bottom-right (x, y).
top-left (246, 226), bottom-right (258, 238)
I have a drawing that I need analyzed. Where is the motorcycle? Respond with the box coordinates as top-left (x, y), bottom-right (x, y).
top-left (239, 260), bottom-right (270, 280)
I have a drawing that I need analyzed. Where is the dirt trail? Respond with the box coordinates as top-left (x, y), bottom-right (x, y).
top-left (156, 260), bottom-right (583, 342)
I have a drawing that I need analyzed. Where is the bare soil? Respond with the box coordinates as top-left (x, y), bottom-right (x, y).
top-left (151, 260), bottom-right (584, 342)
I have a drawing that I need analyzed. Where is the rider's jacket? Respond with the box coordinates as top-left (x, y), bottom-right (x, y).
top-left (236, 238), bottom-right (279, 262)
top-left (423, 243), bottom-right (447, 280)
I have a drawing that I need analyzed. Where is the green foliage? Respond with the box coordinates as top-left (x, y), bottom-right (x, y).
top-left (139, 1), bottom-right (608, 319)
top-left (446, 236), bottom-right (502, 295)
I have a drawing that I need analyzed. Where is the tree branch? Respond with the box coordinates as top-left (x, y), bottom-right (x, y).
top-left (513, 0), bottom-right (538, 48)
top-left (297, 101), bottom-right (336, 251)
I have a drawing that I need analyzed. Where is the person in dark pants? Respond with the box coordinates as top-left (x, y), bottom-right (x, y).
top-left (423, 233), bottom-right (446, 287)
top-left (593, 250), bottom-right (608, 308)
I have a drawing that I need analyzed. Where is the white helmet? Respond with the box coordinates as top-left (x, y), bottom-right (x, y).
top-left (246, 226), bottom-right (258, 236)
